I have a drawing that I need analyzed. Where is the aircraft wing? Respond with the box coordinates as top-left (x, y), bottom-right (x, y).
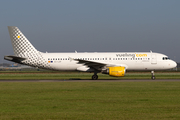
top-left (73, 58), bottom-right (107, 71)
top-left (72, 58), bottom-right (128, 71)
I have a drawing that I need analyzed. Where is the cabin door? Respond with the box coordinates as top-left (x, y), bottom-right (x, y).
top-left (151, 54), bottom-right (157, 64)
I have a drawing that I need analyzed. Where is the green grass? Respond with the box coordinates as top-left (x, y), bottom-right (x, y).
top-left (0, 82), bottom-right (180, 120)
top-left (0, 72), bottom-right (180, 80)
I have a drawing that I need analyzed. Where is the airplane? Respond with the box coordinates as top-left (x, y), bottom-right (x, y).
top-left (4, 26), bottom-right (177, 80)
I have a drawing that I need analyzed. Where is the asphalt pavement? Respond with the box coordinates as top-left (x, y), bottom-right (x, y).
top-left (0, 79), bottom-right (180, 82)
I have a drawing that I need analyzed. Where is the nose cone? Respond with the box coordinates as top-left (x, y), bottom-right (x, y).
top-left (171, 60), bottom-right (177, 68)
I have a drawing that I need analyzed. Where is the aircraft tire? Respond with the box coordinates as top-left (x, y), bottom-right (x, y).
top-left (151, 76), bottom-right (156, 80)
top-left (92, 75), bottom-right (98, 80)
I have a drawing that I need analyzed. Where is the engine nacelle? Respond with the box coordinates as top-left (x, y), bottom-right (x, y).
top-left (102, 66), bottom-right (126, 77)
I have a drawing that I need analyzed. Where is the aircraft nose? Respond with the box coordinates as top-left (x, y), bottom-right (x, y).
top-left (171, 61), bottom-right (177, 68)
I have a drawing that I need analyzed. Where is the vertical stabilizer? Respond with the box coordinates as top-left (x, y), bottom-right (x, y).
top-left (7, 26), bottom-right (51, 69)
top-left (8, 26), bottom-right (38, 57)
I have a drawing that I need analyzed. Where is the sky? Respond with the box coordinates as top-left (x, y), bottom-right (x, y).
top-left (0, 0), bottom-right (180, 63)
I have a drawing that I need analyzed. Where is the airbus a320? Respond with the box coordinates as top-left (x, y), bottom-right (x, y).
top-left (4, 26), bottom-right (177, 80)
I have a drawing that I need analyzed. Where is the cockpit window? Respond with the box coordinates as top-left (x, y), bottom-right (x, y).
top-left (162, 57), bottom-right (170, 60)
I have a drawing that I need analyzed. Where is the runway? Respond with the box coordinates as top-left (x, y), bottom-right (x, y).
top-left (0, 79), bottom-right (180, 82)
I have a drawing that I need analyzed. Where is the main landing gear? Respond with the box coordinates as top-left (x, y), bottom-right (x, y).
top-left (92, 73), bottom-right (98, 80)
top-left (151, 71), bottom-right (155, 80)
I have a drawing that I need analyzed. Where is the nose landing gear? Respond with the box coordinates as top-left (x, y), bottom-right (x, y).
top-left (151, 71), bottom-right (155, 80)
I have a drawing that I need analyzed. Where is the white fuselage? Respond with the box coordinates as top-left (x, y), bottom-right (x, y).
top-left (6, 26), bottom-right (177, 79)
top-left (41, 52), bottom-right (177, 71)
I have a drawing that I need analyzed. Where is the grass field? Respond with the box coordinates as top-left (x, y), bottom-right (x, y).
top-left (0, 71), bottom-right (180, 80)
top-left (0, 82), bottom-right (180, 120)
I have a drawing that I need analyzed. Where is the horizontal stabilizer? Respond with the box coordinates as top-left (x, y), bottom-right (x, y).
top-left (4, 55), bottom-right (27, 63)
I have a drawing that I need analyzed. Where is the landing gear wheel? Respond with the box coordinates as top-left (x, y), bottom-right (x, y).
top-left (151, 76), bottom-right (156, 80)
top-left (151, 71), bottom-right (155, 80)
top-left (92, 75), bottom-right (98, 80)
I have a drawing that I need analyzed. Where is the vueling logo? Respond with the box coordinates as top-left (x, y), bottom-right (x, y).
top-left (116, 53), bottom-right (147, 58)
top-left (135, 53), bottom-right (147, 57)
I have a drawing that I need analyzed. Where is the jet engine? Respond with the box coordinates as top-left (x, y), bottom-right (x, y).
top-left (102, 66), bottom-right (126, 77)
